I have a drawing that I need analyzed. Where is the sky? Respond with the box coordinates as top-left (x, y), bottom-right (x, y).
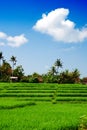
top-left (0, 0), bottom-right (87, 77)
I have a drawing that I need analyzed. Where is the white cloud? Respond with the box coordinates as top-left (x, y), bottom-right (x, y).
top-left (7, 34), bottom-right (28, 47)
top-left (33, 8), bottom-right (87, 43)
top-left (0, 32), bottom-right (28, 47)
top-left (0, 32), bottom-right (7, 39)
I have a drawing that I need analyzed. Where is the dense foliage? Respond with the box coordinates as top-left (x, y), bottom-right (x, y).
top-left (0, 52), bottom-right (86, 83)
top-left (0, 52), bottom-right (24, 82)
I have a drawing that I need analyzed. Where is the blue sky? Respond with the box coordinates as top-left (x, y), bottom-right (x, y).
top-left (0, 0), bottom-right (87, 77)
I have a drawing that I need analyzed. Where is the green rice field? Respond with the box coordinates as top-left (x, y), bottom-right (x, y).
top-left (0, 83), bottom-right (87, 130)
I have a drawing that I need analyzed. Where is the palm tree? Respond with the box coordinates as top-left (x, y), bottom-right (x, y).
top-left (0, 52), bottom-right (3, 66)
top-left (10, 56), bottom-right (17, 76)
top-left (73, 69), bottom-right (80, 77)
top-left (50, 66), bottom-right (56, 76)
top-left (0, 52), bottom-right (3, 77)
top-left (55, 59), bottom-right (62, 75)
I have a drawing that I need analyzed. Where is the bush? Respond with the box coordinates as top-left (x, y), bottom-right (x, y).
top-left (79, 115), bottom-right (87, 130)
top-left (29, 77), bottom-right (39, 83)
top-left (0, 75), bottom-right (10, 82)
top-left (20, 76), bottom-right (29, 82)
top-left (81, 77), bottom-right (87, 85)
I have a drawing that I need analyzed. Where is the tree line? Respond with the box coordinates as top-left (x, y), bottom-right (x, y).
top-left (0, 51), bottom-right (86, 83)
top-left (0, 52), bottom-right (24, 82)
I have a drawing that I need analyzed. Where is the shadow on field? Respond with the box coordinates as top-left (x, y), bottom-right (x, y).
top-left (0, 102), bottom-right (36, 110)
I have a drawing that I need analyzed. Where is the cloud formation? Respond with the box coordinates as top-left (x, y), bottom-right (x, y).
top-left (0, 32), bottom-right (28, 47)
top-left (33, 8), bottom-right (87, 43)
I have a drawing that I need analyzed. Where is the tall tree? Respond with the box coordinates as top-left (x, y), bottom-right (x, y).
top-left (10, 56), bottom-right (17, 76)
top-left (13, 65), bottom-right (24, 81)
top-left (0, 61), bottom-right (12, 82)
top-left (55, 59), bottom-right (62, 75)
top-left (0, 52), bottom-right (3, 66)
top-left (50, 66), bottom-right (56, 76)
top-left (72, 69), bottom-right (80, 83)
top-left (1, 61), bottom-right (12, 76)
top-left (0, 52), bottom-right (3, 77)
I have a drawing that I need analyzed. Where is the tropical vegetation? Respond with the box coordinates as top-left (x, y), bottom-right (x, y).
top-left (0, 51), bottom-right (86, 84)
top-left (0, 51), bottom-right (87, 129)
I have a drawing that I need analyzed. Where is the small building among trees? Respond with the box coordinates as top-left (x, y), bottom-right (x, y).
top-left (10, 76), bottom-right (18, 82)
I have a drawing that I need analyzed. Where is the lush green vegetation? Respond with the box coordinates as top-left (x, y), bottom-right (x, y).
top-left (0, 52), bottom-right (83, 83)
top-left (1, 101), bottom-right (87, 130)
top-left (0, 83), bottom-right (87, 129)
top-left (0, 83), bottom-right (87, 102)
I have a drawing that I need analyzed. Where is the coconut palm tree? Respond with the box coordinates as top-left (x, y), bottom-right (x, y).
top-left (0, 52), bottom-right (3, 77)
top-left (0, 52), bottom-right (3, 66)
top-left (55, 59), bottom-right (62, 75)
top-left (10, 56), bottom-right (17, 76)
top-left (50, 66), bottom-right (56, 76)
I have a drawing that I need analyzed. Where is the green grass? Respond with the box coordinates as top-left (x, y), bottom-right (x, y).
top-left (0, 83), bottom-right (87, 129)
top-left (0, 97), bottom-right (36, 109)
top-left (56, 97), bottom-right (87, 101)
top-left (0, 102), bottom-right (87, 130)
top-left (0, 82), bottom-right (87, 102)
